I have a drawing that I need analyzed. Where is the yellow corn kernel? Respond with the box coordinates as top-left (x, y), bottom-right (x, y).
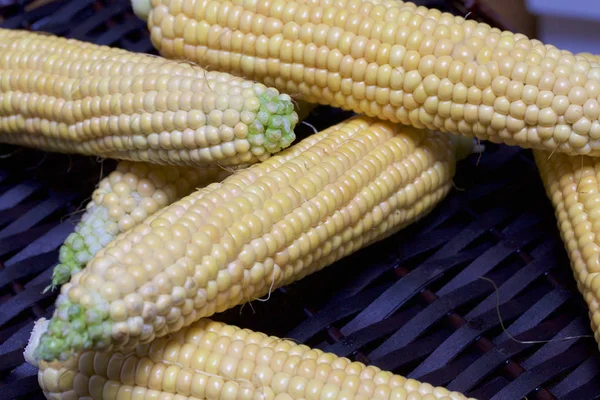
top-left (138, 0), bottom-right (600, 156)
top-left (27, 317), bottom-right (476, 400)
top-left (0, 28), bottom-right (299, 166)
top-left (35, 115), bottom-right (475, 362)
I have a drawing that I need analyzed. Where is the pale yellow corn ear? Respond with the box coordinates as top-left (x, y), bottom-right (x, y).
top-left (0, 28), bottom-right (299, 166)
top-left (139, 0), bottom-right (600, 156)
top-left (49, 160), bottom-right (232, 291)
top-left (534, 149), bottom-right (600, 348)
top-left (34, 115), bottom-right (474, 363)
top-left (27, 317), bottom-right (476, 400)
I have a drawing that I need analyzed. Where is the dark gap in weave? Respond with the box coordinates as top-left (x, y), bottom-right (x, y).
top-left (550, 355), bottom-right (600, 397)
top-left (378, 281), bottom-right (550, 372)
top-left (559, 379), bottom-right (600, 400)
top-left (469, 376), bottom-right (512, 400)
top-left (0, 319), bottom-right (32, 346)
top-left (77, 4), bottom-right (128, 40)
top-left (491, 341), bottom-right (591, 400)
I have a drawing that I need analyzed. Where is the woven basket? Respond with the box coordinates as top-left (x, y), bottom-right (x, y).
top-left (0, 1), bottom-right (599, 399)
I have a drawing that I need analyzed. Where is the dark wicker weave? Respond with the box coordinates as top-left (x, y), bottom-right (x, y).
top-left (0, 1), bottom-right (599, 399)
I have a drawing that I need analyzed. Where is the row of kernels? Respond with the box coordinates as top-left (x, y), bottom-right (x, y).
top-left (0, 107), bottom-right (255, 156)
top-left (94, 347), bottom-right (345, 397)
top-left (0, 124), bottom-right (263, 165)
top-left (180, 38), bottom-right (598, 124)
top-left (297, 182), bottom-right (451, 285)
top-left (280, 181), bottom-right (451, 286)
top-left (189, 26), bottom-right (597, 104)
top-left (259, 50), bottom-right (599, 150)
top-left (0, 85), bottom-right (253, 125)
top-left (1, 48), bottom-right (153, 80)
top-left (266, 133), bottom-right (451, 281)
top-left (232, 125), bottom-right (408, 264)
top-left (170, 0), bottom-right (505, 69)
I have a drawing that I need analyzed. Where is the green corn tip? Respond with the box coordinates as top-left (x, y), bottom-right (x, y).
top-left (249, 88), bottom-right (298, 155)
top-left (46, 206), bottom-right (116, 292)
top-left (34, 295), bottom-right (113, 362)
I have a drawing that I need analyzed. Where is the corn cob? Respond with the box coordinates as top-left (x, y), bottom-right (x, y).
top-left (49, 161), bottom-right (232, 291)
top-left (33, 115), bottom-right (477, 363)
top-left (0, 28), bottom-right (299, 166)
top-left (138, 0), bottom-right (600, 156)
top-left (534, 149), bottom-right (600, 348)
top-left (26, 317), bottom-right (476, 400)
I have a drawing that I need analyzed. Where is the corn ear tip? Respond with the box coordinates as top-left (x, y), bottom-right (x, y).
top-left (253, 90), bottom-right (298, 154)
top-left (51, 236), bottom-right (90, 288)
top-left (34, 295), bottom-right (113, 362)
top-left (24, 318), bottom-right (50, 368)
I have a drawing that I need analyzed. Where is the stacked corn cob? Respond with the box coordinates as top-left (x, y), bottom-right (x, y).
top-left (33, 114), bottom-right (465, 364)
top-left (17, 84), bottom-right (475, 396)
top-left (7, 0), bottom-right (582, 398)
top-left (137, 0), bottom-right (600, 157)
